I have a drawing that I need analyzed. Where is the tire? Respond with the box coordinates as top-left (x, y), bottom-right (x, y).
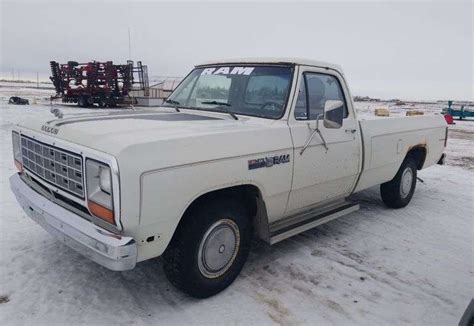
top-left (380, 156), bottom-right (417, 208)
top-left (78, 96), bottom-right (88, 107)
top-left (98, 98), bottom-right (107, 108)
top-left (163, 197), bottom-right (253, 298)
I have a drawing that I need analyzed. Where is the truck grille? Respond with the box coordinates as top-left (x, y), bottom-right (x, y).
top-left (20, 136), bottom-right (84, 198)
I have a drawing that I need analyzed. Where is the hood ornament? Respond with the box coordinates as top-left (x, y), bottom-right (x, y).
top-left (50, 107), bottom-right (63, 119)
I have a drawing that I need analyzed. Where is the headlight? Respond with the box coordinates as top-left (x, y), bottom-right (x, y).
top-left (99, 166), bottom-right (112, 194)
top-left (86, 159), bottom-right (115, 224)
top-left (12, 131), bottom-right (23, 171)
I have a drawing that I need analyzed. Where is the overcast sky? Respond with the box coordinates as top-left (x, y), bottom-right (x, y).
top-left (1, 1), bottom-right (472, 100)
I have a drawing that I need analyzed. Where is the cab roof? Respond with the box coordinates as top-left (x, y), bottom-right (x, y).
top-left (196, 57), bottom-right (343, 74)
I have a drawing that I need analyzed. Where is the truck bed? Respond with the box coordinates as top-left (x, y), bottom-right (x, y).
top-left (354, 115), bottom-right (447, 192)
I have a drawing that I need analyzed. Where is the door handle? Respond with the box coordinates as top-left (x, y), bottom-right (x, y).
top-left (345, 128), bottom-right (357, 134)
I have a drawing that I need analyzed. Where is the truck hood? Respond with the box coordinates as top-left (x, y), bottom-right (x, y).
top-left (17, 109), bottom-right (290, 159)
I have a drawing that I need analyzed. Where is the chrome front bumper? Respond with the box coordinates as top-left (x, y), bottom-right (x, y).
top-left (9, 174), bottom-right (137, 271)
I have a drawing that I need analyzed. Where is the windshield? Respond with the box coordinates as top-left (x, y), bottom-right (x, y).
top-left (163, 65), bottom-right (293, 119)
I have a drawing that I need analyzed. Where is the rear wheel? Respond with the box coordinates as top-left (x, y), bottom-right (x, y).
top-left (78, 95), bottom-right (88, 107)
top-left (163, 197), bottom-right (252, 298)
top-left (380, 156), bottom-right (417, 208)
top-left (98, 97), bottom-right (107, 108)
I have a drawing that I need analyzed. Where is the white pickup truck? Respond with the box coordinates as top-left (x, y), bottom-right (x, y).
top-left (10, 58), bottom-right (447, 298)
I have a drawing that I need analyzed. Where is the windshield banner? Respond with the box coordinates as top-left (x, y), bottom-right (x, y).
top-left (201, 67), bottom-right (255, 76)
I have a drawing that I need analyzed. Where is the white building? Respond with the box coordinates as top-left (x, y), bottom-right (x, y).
top-left (130, 77), bottom-right (181, 106)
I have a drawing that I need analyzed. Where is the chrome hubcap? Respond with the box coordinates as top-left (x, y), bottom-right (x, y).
top-left (400, 167), bottom-right (413, 198)
top-left (198, 219), bottom-right (240, 278)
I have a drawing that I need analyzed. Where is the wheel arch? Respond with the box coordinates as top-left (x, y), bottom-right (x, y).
top-left (174, 183), bottom-right (271, 243)
top-left (406, 145), bottom-right (427, 170)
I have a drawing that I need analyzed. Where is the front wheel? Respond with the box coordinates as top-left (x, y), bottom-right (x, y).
top-left (380, 156), bottom-right (417, 208)
top-left (163, 197), bottom-right (252, 298)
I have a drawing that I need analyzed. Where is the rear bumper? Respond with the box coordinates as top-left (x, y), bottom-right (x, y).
top-left (9, 174), bottom-right (137, 271)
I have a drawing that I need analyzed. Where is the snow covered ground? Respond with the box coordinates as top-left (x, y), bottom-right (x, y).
top-left (0, 95), bottom-right (472, 325)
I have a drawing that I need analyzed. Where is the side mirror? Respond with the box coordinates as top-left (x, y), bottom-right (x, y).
top-left (323, 100), bottom-right (344, 129)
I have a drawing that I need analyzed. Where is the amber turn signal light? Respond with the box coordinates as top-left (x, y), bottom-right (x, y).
top-left (88, 200), bottom-right (114, 224)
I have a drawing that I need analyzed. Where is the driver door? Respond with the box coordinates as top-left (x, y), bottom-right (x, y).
top-left (286, 67), bottom-right (361, 213)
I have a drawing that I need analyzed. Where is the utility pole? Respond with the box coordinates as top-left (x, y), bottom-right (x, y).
top-left (37, 72), bottom-right (39, 88)
top-left (128, 27), bottom-right (132, 60)
top-left (11, 69), bottom-right (14, 81)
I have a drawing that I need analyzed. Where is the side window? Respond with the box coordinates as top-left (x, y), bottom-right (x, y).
top-left (294, 73), bottom-right (348, 120)
top-left (294, 80), bottom-right (307, 119)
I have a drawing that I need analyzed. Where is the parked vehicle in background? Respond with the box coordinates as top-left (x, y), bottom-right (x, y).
top-left (8, 96), bottom-right (29, 105)
top-left (442, 100), bottom-right (474, 120)
top-left (10, 58), bottom-right (447, 298)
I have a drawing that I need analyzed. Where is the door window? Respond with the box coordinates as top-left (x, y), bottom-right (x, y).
top-left (295, 73), bottom-right (348, 120)
top-left (294, 81), bottom-right (307, 119)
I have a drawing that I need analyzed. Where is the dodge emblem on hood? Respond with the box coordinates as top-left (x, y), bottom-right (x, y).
top-left (41, 125), bottom-right (59, 135)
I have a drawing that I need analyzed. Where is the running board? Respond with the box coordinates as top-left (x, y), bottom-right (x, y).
top-left (269, 201), bottom-right (359, 245)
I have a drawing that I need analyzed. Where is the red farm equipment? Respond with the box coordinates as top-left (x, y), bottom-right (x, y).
top-left (50, 60), bottom-right (148, 107)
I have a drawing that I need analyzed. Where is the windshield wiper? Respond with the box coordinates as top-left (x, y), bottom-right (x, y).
top-left (164, 99), bottom-right (181, 112)
top-left (226, 111), bottom-right (238, 120)
top-left (201, 101), bottom-right (231, 107)
top-left (165, 99), bottom-right (180, 105)
top-left (200, 101), bottom-right (238, 120)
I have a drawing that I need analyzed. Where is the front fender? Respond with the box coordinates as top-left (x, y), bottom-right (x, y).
top-left (135, 153), bottom-right (292, 262)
